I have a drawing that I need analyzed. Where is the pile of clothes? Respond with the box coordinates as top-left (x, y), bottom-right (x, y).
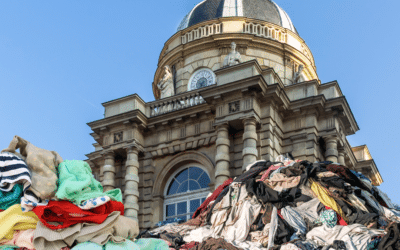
top-left (0, 136), bottom-right (167, 250)
top-left (138, 155), bottom-right (400, 250)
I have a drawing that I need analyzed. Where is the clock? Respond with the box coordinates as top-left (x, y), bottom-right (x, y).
top-left (188, 68), bottom-right (216, 91)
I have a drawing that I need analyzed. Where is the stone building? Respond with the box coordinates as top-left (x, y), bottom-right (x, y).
top-left (85, 0), bottom-right (383, 229)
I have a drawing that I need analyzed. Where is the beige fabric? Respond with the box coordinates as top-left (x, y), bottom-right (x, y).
top-left (0, 229), bottom-right (35, 249)
top-left (33, 211), bottom-right (139, 250)
top-left (1, 135), bottom-right (63, 199)
top-left (264, 173), bottom-right (301, 192)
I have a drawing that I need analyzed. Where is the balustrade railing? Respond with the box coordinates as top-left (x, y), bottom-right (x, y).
top-left (182, 23), bottom-right (222, 44)
top-left (149, 93), bottom-right (205, 117)
top-left (243, 22), bottom-right (287, 43)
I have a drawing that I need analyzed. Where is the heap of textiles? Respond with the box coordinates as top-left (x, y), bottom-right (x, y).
top-left (138, 155), bottom-right (400, 250)
top-left (0, 136), bottom-right (144, 250)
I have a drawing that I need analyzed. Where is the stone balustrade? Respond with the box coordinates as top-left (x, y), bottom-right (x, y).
top-left (243, 21), bottom-right (287, 43)
top-left (149, 92), bottom-right (205, 117)
top-left (181, 23), bottom-right (222, 44)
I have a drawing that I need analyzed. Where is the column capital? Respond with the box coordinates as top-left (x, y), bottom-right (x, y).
top-left (123, 141), bottom-right (144, 153)
top-left (323, 135), bottom-right (338, 143)
top-left (215, 122), bottom-right (229, 131)
top-left (242, 116), bottom-right (258, 124)
top-left (101, 150), bottom-right (115, 159)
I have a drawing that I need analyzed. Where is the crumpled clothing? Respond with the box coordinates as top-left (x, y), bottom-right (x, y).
top-left (77, 196), bottom-right (111, 210)
top-left (0, 204), bottom-right (38, 241)
top-left (32, 200), bottom-right (124, 230)
top-left (306, 224), bottom-right (384, 250)
top-left (192, 178), bottom-right (232, 219)
top-left (347, 193), bottom-right (369, 212)
top-left (281, 206), bottom-right (307, 237)
top-left (263, 173), bottom-right (301, 192)
top-left (375, 188), bottom-right (395, 209)
top-left (0, 152), bottom-right (30, 193)
top-left (268, 206), bottom-right (279, 249)
top-left (360, 190), bottom-right (385, 215)
top-left (150, 223), bottom-right (197, 236)
top-left (248, 229), bottom-right (269, 247)
top-left (189, 237), bottom-right (242, 250)
top-left (1, 136), bottom-right (63, 202)
top-left (292, 198), bottom-right (321, 222)
top-left (259, 165), bottom-right (282, 181)
top-left (33, 211), bottom-right (139, 250)
top-left (0, 229), bottom-right (35, 249)
top-left (0, 184), bottom-right (23, 210)
top-left (183, 226), bottom-right (213, 243)
top-left (316, 210), bottom-right (337, 228)
top-left (73, 239), bottom-right (167, 250)
top-left (310, 180), bottom-right (347, 222)
top-left (56, 160), bottom-right (122, 205)
top-left (280, 243), bottom-right (301, 250)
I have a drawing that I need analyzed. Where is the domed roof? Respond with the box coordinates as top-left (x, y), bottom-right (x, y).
top-left (177, 0), bottom-right (297, 33)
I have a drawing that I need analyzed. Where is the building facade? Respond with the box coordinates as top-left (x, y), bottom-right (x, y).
top-left (85, 0), bottom-right (383, 229)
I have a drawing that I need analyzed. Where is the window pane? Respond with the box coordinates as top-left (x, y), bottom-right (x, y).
top-left (175, 169), bottom-right (189, 183)
top-left (166, 204), bottom-right (175, 217)
top-left (190, 199), bottom-right (200, 213)
top-left (167, 180), bottom-right (179, 195)
top-left (178, 215), bottom-right (187, 222)
top-left (189, 180), bottom-right (201, 191)
top-left (198, 172), bottom-right (211, 189)
top-left (201, 197), bottom-right (206, 203)
top-left (189, 167), bottom-right (204, 180)
top-left (177, 201), bottom-right (187, 215)
top-left (177, 180), bottom-right (189, 194)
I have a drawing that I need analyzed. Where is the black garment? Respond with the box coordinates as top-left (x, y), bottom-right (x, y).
top-left (326, 240), bottom-right (346, 250)
top-left (335, 198), bottom-right (378, 226)
top-left (232, 160), bottom-right (276, 183)
top-left (274, 216), bottom-right (296, 246)
top-left (326, 164), bottom-right (370, 191)
top-left (378, 223), bottom-right (400, 250)
top-left (159, 232), bottom-right (185, 248)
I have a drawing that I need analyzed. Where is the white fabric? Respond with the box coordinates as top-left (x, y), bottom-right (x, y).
top-left (293, 198), bottom-right (321, 222)
top-left (280, 243), bottom-right (301, 250)
top-left (347, 193), bottom-right (369, 212)
top-left (227, 240), bottom-right (268, 250)
top-left (183, 226), bottom-right (213, 243)
top-left (306, 224), bottom-right (384, 250)
top-left (382, 206), bottom-right (400, 222)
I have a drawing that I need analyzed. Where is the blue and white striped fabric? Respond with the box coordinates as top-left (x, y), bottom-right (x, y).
top-left (0, 152), bottom-right (31, 192)
top-left (0, 152), bottom-right (48, 212)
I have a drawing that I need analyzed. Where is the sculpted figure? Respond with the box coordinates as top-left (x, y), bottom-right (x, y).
top-left (293, 64), bottom-right (304, 84)
top-left (223, 42), bottom-right (242, 67)
top-left (157, 66), bottom-right (174, 99)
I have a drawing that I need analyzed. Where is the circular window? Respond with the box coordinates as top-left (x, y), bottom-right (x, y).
top-left (164, 166), bottom-right (211, 222)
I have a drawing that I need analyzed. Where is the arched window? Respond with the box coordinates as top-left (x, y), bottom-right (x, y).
top-left (164, 165), bottom-right (211, 222)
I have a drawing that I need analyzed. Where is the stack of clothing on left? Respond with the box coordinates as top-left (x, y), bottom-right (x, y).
top-left (0, 136), bottom-right (142, 250)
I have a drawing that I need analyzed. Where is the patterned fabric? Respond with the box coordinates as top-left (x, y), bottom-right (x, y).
top-left (316, 209), bottom-right (337, 228)
top-left (56, 160), bottom-right (122, 205)
top-left (0, 204), bottom-right (38, 241)
top-left (1, 136), bottom-right (63, 203)
top-left (259, 164), bottom-right (281, 181)
top-left (192, 178), bottom-right (232, 219)
top-left (0, 229), bottom-right (35, 249)
top-left (77, 196), bottom-right (111, 210)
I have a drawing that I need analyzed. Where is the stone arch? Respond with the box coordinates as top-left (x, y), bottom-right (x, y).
top-left (152, 151), bottom-right (215, 198)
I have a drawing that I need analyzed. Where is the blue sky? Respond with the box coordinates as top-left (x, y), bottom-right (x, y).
top-left (1, 1), bottom-right (400, 203)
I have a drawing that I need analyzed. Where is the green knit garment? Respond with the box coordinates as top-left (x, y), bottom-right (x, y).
top-left (55, 160), bottom-right (122, 205)
top-left (0, 184), bottom-right (23, 210)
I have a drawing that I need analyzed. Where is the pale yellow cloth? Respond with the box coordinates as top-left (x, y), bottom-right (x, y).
top-left (310, 180), bottom-right (348, 222)
top-left (0, 204), bottom-right (39, 240)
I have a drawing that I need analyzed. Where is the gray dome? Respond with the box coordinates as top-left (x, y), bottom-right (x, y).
top-left (177, 0), bottom-right (297, 33)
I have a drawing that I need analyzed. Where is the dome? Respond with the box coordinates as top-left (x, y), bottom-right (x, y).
top-left (177, 0), bottom-right (297, 33)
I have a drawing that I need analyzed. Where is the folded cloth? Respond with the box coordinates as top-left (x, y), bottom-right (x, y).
top-left (33, 211), bottom-right (139, 250)
top-left (72, 239), bottom-right (155, 250)
top-left (0, 229), bottom-right (35, 249)
top-left (0, 204), bottom-right (38, 240)
top-left (1, 136), bottom-right (63, 201)
top-left (32, 200), bottom-right (124, 230)
top-left (56, 160), bottom-right (122, 206)
top-left (0, 184), bottom-right (23, 210)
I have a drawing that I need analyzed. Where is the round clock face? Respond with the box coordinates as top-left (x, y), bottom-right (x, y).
top-left (188, 68), bottom-right (216, 91)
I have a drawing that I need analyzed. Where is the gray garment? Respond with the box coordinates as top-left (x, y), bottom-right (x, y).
top-left (360, 190), bottom-right (385, 215)
top-left (347, 193), bottom-right (369, 212)
top-left (281, 206), bottom-right (307, 237)
top-left (33, 211), bottom-right (139, 250)
top-left (267, 206), bottom-right (278, 250)
top-left (376, 188), bottom-right (395, 209)
top-left (293, 198), bottom-right (321, 222)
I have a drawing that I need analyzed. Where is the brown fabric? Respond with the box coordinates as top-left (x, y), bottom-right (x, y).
top-left (1, 135), bottom-right (63, 199)
top-left (33, 211), bottom-right (139, 250)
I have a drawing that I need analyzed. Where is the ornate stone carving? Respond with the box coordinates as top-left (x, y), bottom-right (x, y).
top-left (229, 101), bottom-right (240, 113)
top-left (292, 64), bottom-right (304, 84)
top-left (223, 42), bottom-right (242, 67)
top-left (157, 66), bottom-right (174, 99)
top-left (113, 132), bottom-right (123, 143)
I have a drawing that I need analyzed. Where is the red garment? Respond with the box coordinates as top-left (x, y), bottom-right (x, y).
top-left (259, 165), bottom-right (281, 181)
top-left (192, 178), bottom-right (233, 219)
top-left (277, 209), bottom-right (284, 220)
top-left (325, 206), bottom-right (347, 226)
top-left (180, 242), bottom-right (200, 249)
top-left (32, 200), bottom-right (124, 230)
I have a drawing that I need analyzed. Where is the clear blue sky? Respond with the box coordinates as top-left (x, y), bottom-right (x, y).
top-left (1, 1), bottom-right (400, 203)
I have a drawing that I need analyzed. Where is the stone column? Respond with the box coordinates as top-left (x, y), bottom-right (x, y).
top-left (338, 151), bottom-right (345, 166)
top-left (324, 137), bottom-right (338, 163)
top-left (242, 117), bottom-right (258, 171)
top-left (124, 146), bottom-right (140, 220)
top-left (215, 123), bottom-right (230, 188)
top-left (102, 151), bottom-right (116, 192)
